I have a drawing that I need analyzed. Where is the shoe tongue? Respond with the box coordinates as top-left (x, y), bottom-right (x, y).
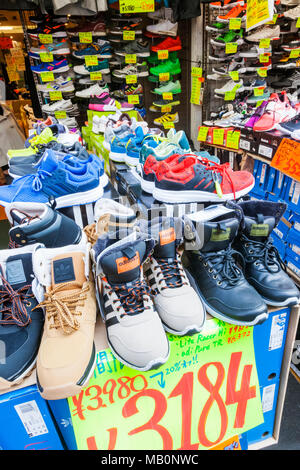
top-left (51, 252), bottom-right (86, 293)
top-left (40, 149), bottom-right (58, 173)
top-left (202, 218), bottom-right (239, 253)
top-left (101, 240), bottom-right (146, 285)
top-left (244, 214), bottom-right (276, 241)
top-left (5, 253), bottom-right (33, 290)
top-left (153, 221), bottom-right (176, 259)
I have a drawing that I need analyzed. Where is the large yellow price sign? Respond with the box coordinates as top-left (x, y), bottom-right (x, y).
top-left (120, 0), bottom-right (154, 13)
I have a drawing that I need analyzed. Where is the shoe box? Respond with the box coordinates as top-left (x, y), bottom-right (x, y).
top-left (239, 127), bottom-right (261, 154)
top-left (90, 133), bottom-right (110, 174)
top-left (81, 126), bottom-right (92, 149)
top-left (0, 378), bottom-right (64, 450)
top-left (256, 132), bottom-right (284, 160)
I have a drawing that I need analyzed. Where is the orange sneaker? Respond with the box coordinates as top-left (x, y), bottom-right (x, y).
top-left (217, 3), bottom-right (246, 22)
top-left (210, 0), bottom-right (244, 8)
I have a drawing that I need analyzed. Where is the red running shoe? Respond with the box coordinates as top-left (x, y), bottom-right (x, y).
top-left (151, 36), bottom-right (182, 52)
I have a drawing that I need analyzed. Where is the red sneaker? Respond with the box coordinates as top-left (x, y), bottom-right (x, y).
top-left (253, 92), bottom-right (298, 132)
top-left (151, 36), bottom-right (182, 52)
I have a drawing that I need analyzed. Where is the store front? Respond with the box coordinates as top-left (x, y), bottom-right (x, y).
top-left (0, 0), bottom-right (299, 453)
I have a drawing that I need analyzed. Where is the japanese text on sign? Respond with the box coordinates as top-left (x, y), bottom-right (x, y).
top-left (271, 138), bottom-right (300, 182)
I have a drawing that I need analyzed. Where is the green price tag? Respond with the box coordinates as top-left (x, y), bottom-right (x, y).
top-left (297, 18), bottom-right (300, 28)
top-left (213, 128), bottom-right (225, 146)
top-left (79, 32), bottom-right (92, 43)
top-left (163, 121), bottom-right (175, 129)
top-left (226, 130), bottom-right (240, 150)
top-left (161, 105), bottom-right (172, 113)
top-left (191, 67), bottom-right (202, 77)
top-left (254, 87), bottom-right (265, 97)
top-left (224, 91), bottom-right (236, 101)
top-left (40, 71), bottom-right (54, 83)
top-left (197, 126), bottom-right (209, 142)
top-left (159, 72), bottom-right (170, 81)
top-left (259, 38), bottom-right (270, 49)
top-left (229, 18), bottom-right (242, 30)
top-left (289, 50), bottom-right (300, 59)
top-left (257, 67), bottom-right (268, 77)
top-left (120, 0), bottom-right (154, 13)
top-left (85, 56), bottom-right (98, 66)
top-left (40, 52), bottom-right (53, 62)
top-left (126, 74), bottom-right (137, 84)
top-left (229, 71), bottom-right (239, 81)
top-left (259, 54), bottom-right (270, 63)
top-left (125, 54), bottom-right (137, 64)
top-left (157, 50), bottom-right (169, 60)
top-left (90, 71), bottom-right (103, 81)
top-left (39, 34), bottom-right (53, 44)
top-left (123, 30), bottom-right (135, 41)
top-left (49, 91), bottom-right (63, 101)
top-left (128, 95), bottom-right (139, 104)
top-left (54, 111), bottom-right (67, 119)
top-left (225, 42), bottom-right (238, 54)
top-left (162, 92), bottom-right (173, 101)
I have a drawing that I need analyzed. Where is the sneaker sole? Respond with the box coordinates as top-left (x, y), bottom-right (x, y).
top-left (124, 154), bottom-right (139, 166)
top-left (110, 30), bottom-right (142, 35)
top-left (210, 38), bottom-right (244, 47)
top-left (141, 178), bottom-right (155, 193)
top-left (75, 68), bottom-right (110, 75)
top-left (153, 101), bottom-right (180, 107)
top-left (260, 295), bottom-right (300, 307)
top-left (68, 32), bottom-right (107, 37)
top-left (153, 181), bottom-right (255, 203)
top-left (29, 32), bottom-right (67, 39)
top-left (151, 45), bottom-right (182, 52)
top-left (31, 48), bottom-right (71, 55)
top-left (210, 1), bottom-right (245, 9)
top-left (73, 52), bottom-right (112, 59)
top-left (109, 151), bottom-right (126, 162)
top-left (113, 70), bottom-right (149, 78)
top-left (115, 51), bottom-right (150, 57)
top-left (33, 65), bottom-right (70, 74)
top-left (0, 357), bottom-right (37, 391)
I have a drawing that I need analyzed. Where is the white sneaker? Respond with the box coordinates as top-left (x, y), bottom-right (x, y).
top-left (284, 4), bottom-right (300, 19)
top-left (57, 132), bottom-right (80, 146)
top-left (75, 83), bottom-right (108, 98)
top-left (42, 99), bottom-right (74, 113)
top-left (215, 79), bottom-right (244, 94)
top-left (74, 64), bottom-right (110, 75)
top-left (146, 19), bottom-right (178, 37)
top-left (246, 25), bottom-right (280, 42)
top-left (57, 117), bottom-right (77, 128)
top-left (37, 76), bottom-right (74, 93)
top-left (240, 45), bottom-right (272, 57)
top-left (281, 0), bottom-right (299, 4)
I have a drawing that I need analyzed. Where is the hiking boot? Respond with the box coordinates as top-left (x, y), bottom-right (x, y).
top-left (182, 209), bottom-right (268, 325)
top-left (234, 201), bottom-right (300, 307)
top-left (34, 243), bottom-right (97, 400)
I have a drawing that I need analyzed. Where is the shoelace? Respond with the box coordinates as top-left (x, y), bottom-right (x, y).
top-left (11, 168), bottom-right (52, 202)
top-left (0, 272), bottom-right (33, 327)
top-left (106, 278), bottom-right (151, 316)
top-left (202, 161), bottom-right (236, 198)
top-left (201, 247), bottom-right (245, 287)
top-left (35, 282), bottom-right (89, 334)
top-left (241, 234), bottom-right (284, 273)
top-left (152, 256), bottom-right (188, 290)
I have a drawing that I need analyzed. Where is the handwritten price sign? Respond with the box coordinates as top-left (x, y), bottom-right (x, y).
top-left (68, 318), bottom-right (263, 450)
top-left (271, 138), bottom-right (300, 182)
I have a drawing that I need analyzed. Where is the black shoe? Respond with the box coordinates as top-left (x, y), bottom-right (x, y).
top-left (234, 200), bottom-right (300, 307)
top-left (0, 247), bottom-right (44, 389)
top-left (182, 210), bottom-right (268, 326)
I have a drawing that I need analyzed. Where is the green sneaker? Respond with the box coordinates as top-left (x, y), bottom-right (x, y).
top-left (153, 80), bottom-right (182, 95)
top-left (150, 58), bottom-right (181, 77)
top-left (206, 22), bottom-right (227, 33)
top-left (7, 127), bottom-right (56, 159)
top-left (211, 29), bottom-right (244, 47)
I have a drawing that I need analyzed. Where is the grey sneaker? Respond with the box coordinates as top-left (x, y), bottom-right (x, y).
top-left (115, 39), bottom-right (150, 57)
top-left (112, 63), bottom-right (149, 78)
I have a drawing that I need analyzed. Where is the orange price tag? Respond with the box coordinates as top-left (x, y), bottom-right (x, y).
top-left (271, 138), bottom-right (300, 181)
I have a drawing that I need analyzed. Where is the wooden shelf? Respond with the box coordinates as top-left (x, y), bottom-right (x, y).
top-left (200, 141), bottom-right (243, 154)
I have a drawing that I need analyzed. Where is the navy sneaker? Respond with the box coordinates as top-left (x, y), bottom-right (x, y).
top-left (234, 200), bottom-right (300, 307)
top-left (0, 246), bottom-right (44, 390)
top-left (277, 115), bottom-right (300, 135)
top-left (73, 42), bottom-right (112, 59)
top-left (6, 201), bottom-right (84, 249)
top-left (0, 149), bottom-right (103, 208)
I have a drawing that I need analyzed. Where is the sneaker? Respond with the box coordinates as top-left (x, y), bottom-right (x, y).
top-left (153, 97), bottom-right (180, 108)
top-left (37, 76), bottom-right (74, 94)
top-left (246, 25), bottom-right (280, 42)
top-left (149, 57), bottom-right (181, 76)
top-left (30, 40), bottom-right (70, 56)
top-left (210, 0), bottom-right (245, 9)
top-left (283, 4), bottom-right (300, 19)
top-left (42, 99), bottom-right (75, 114)
top-left (276, 114), bottom-right (300, 135)
top-left (143, 217), bottom-right (205, 335)
top-left (253, 92), bottom-right (298, 131)
top-left (73, 43), bottom-right (112, 60)
top-left (109, 21), bottom-right (143, 35)
top-left (243, 78), bottom-right (267, 90)
top-left (151, 36), bottom-right (182, 52)
top-left (73, 59), bottom-right (110, 75)
top-left (114, 39), bottom-right (150, 57)
top-left (247, 89), bottom-right (271, 103)
top-left (0, 245), bottom-right (44, 390)
top-left (211, 29), bottom-right (244, 47)
top-left (109, 133), bottom-right (134, 162)
top-left (217, 4), bottom-right (246, 22)
top-left (28, 23), bottom-right (67, 39)
top-left (84, 199), bottom-right (136, 245)
top-left (153, 80), bottom-right (181, 95)
top-left (92, 232), bottom-right (169, 370)
top-left (6, 201), bottom-right (84, 248)
top-left (153, 159), bottom-right (254, 203)
top-left (146, 19), bottom-right (178, 37)
top-left (206, 22), bottom-right (227, 33)
top-left (0, 150), bottom-right (103, 208)
top-left (182, 210), bottom-right (268, 326)
top-left (153, 112), bottom-right (179, 126)
top-left (31, 59), bottom-right (70, 74)
top-left (8, 127), bottom-right (57, 159)
top-left (239, 45), bottom-right (272, 57)
top-left (124, 83), bottom-right (144, 95)
top-left (67, 19), bottom-right (106, 36)
top-left (112, 63), bottom-right (149, 78)
top-left (215, 79), bottom-right (244, 94)
top-left (243, 101), bottom-right (268, 128)
top-left (234, 201), bottom-right (300, 306)
top-left (89, 92), bottom-right (133, 112)
top-left (34, 243), bottom-right (97, 399)
top-left (75, 83), bottom-right (108, 98)
top-left (213, 58), bottom-right (246, 75)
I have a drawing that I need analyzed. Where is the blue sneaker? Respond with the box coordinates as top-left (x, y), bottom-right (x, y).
top-left (109, 133), bottom-right (134, 163)
top-left (31, 59), bottom-right (70, 74)
top-left (125, 127), bottom-right (162, 167)
top-left (73, 42), bottom-right (112, 59)
top-left (64, 153), bottom-right (109, 187)
top-left (140, 141), bottom-right (183, 165)
top-left (166, 129), bottom-right (191, 151)
top-left (0, 150), bottom-right (103, 208)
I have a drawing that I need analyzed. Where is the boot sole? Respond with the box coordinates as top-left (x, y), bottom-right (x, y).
top-left (0, 358), bottom-right (37, 391)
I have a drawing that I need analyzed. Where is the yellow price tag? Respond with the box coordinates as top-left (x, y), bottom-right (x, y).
top-left (191, 67), bottom-right (202, 77)
top-left (79, 32), bottom-right (92, 43)
top-left (259, 38), bottom-right (270, 49)
top-left (163, 121), bottom-right (175, 129)
top-left (226, 130), bottom-right (240, 150)
top-left (229, 71), bottom-right (239, 81)
top-left (125, 54), bottom-right (137, 64)
top-left (40, 71), bottom-right (54, 82)
top-left (123, 31), bottom-right (135, 41)
top-left (159, 72), bottom-right (170, 82)
top-left (54, 111), bottom-right (67, 119)
top-left (229, 18), bottom-right (242, 30)
top-left (85, 56), bottom-right (98, 66)
top-left (161, 105), bottom-right (172, 113)
top-left (225, 42), bottom-right (238, 54)
top-left (297, 18), bottom-right (300, 28)
top-left (157, 50), bottom-right (169, 60)
top-left (213, 128), bottom-right (225, 146)
top-left (256, 100), bottom-right (264, 108)
top-left (120, 0), bottom-right (154, 13)
top-left (224, 91), bottom-right (236, 101)
top-left (257, 67), bottom-right (268, 77)
top-left (127, 95), bottom-right (139, 104)
top-left (259, 54), bottom-right (270, 63)
top-left (90, 71), bottom-right (103, 81)
top-left (40, 52), bottom-right (53, 62)
top-left (49, 91), bottom-right (63, 101)
top-left (254, 87), bottom-right (265, 97)
top-left (126, 74), bottom-right (137, 84)
top-left (289, 50), bottom-right (300, 59)
top-left (162, 92), bottom-right (173, 101)
top-left (39, 34), bottom-right (53, 44)
top-left (197, 126), bottom-right (209, 142)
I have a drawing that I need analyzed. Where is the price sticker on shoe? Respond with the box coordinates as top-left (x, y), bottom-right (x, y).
top-left (254, 87), bottom-right (265, 97)
top-left (128, 95), bottom-right (139, 105)
top-left (120, 0), bottom-right (154, 13)
top-left (90, 71), bottom-right (103, 81)
top-left (161, 105), bottom-right (172, 113)
top-left (225, 42), bottom-right (238, 54)
top-left (40, 52), bottom-right (54, 63)
top-left (49, 91), bottom-right (63, 101)
top-left (257, 67), bottom-right (268, 77)
top-left (163, 121), bottom-right (175, 129)
top-left (259, 38), bottom-right (271, 49)
top-left (197, 126), bottom-right (209, 142)
top-left (126, 74), bottom-right (137, 84)
top-left (213, 128), bottom-right (225, 146)
top-left (162, 92), bottom-right (173, 101)
top-left (125, 54), bottom-right (137, 64)
top-left (40, 71), bottom-right (55, 82)
top-left (39, 34), bottom-right (53, 44)
top-left (123, 31), bottom-right (135, 41)
top-left (229, 71), bottom-right (239, 81)
top-left (79, 32), bottom-right (93, 43)
top-left (259, 53), bottom-right (270, 63)
top-left (85, 56), bottom-right (98, 67)
top-left (159, 72), bottom-right (170, 82)
top-left (229, 18), bottom-right (242, 30)
top-left (297, 18), bottom-right (300, 28)
top-left (54, 111), bottom-right (67, 119)
top-left (226, 130), bottom-right (240, 150)
top-left (224, 91), bottom-right (236, 101)
top-left (157, 50), bottom-right (169, 60)
top-left (68, 319), bottom-right (263, 450)
top-left (289, 50), bottom-right (300, 59)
